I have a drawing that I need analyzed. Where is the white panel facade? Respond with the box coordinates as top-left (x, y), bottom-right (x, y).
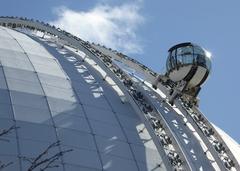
top-left (0, 26), bottom-right (165, 171)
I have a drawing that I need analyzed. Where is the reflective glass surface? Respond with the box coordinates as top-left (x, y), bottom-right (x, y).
top-left (166, 43), bottom-right (212, 72)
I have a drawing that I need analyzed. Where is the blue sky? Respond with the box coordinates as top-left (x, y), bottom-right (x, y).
top-left (1, 0), bottom-right (240, 142)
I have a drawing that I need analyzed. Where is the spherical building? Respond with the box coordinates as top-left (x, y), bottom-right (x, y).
top-left (0, 17), bottom-right (239, 171)
top-left (0, 24), bottom-right (165, 171)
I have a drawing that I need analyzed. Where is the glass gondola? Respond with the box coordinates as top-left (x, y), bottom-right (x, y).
top-left (166, 42), bottom-right (211, 88)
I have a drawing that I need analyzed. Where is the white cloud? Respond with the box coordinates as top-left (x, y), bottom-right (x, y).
top-left (49, 2), bottom-right (144, 54)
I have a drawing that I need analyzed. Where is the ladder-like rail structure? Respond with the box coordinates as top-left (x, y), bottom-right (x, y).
top-left (0, 16), bottom-right (238, 171)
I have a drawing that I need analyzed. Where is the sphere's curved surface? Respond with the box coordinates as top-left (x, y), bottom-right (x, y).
top-left (166, 42), bottom-right (211, 88)
top-left (0, 26), bottom-right (164, 171)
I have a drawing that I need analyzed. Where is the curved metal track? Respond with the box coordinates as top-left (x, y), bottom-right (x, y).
top-left (0, 16), bottom-right (239, 171)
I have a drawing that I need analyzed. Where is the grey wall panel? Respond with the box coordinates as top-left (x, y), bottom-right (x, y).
top-left (77, 92), bottom-right (111, 111)
top-left (0, 103), bottom-right (14, 119)
top-left (63, 147), bottom-right (102, 169)
top-left (95, 135), bottom-right (134, 160)
top-left (13, 104), bottom-right (52, 124)
top-left (31, 58), bottom-right (63, 69)
top-left (11, 91), bottom-right (48, 110)
top-left (84, 105), bottom-right (119, 126)
top-left (101, 154), bottom-right (138, 171)
top-left (33, 64), bottom-right (66, 78)
top-left (0, 48), bottom-right (28, 61)
top-left (0, 56), bottom-right (34, 71)
top-left (21, 161), bottom-right (64, 171)
top-left (47, 97), bottom-right (85, 117)
top-left (0, 38), bottom-right (23, 52)
top-left (57, 128), bottom-right (96, 150)
top-left (0, 68), bottom-right (8, 89)
top-left (28, 54), bottom-right (61, 70)
top-left (131, 144), bottom-right (161, 166)
top-left (38, 73), bottom-right (72, 89)
top-left (22, 45), bottom-right (52, 57)
top-left (7, 28), bottom-right (40, 44)
top-left (117, 114), bottom-right (144, 131)
top-left (0, 27), bottom-right (13, 38)
top-left (6, 78), bottom-right (44, 95)
top-left (54, 115), bottom-right (91, 133)
top-left (89, 120), bottom-right (126, 141)
top-left (109, 100), bottom-right (139, 119)
top-left (124, 127), bottom-right (152, 146)
top-left (0, 118), bottom-right (16, 138)
top-left (59, 67), bottom-right (89, 82)
top-left (0, 138), bottom-right (18, 155)
top-left (3, 67), bottom-right (39, 83)
top-left (100, 86), bottom-right (124, 103)
top-left (0, 155), bottom-right (20, 171)
top-left (65, 164), bottom-right (101, 171)
top-left (28, 54), bottom-right (58, 66)
top-left (137, 162), bottom-right (165, 171)
top-left (72, 78), bottom-right (103, 92)
top-left (16, 121), bottom-right (56, 142)
top-left (8, 31), bottom-right (52, 56)
top-left (19, 139), bottom-right (59, 158)
top-left (42, 85), bottom-right (77, 102)
top-left (0, 89), bottom-right (11, 104)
